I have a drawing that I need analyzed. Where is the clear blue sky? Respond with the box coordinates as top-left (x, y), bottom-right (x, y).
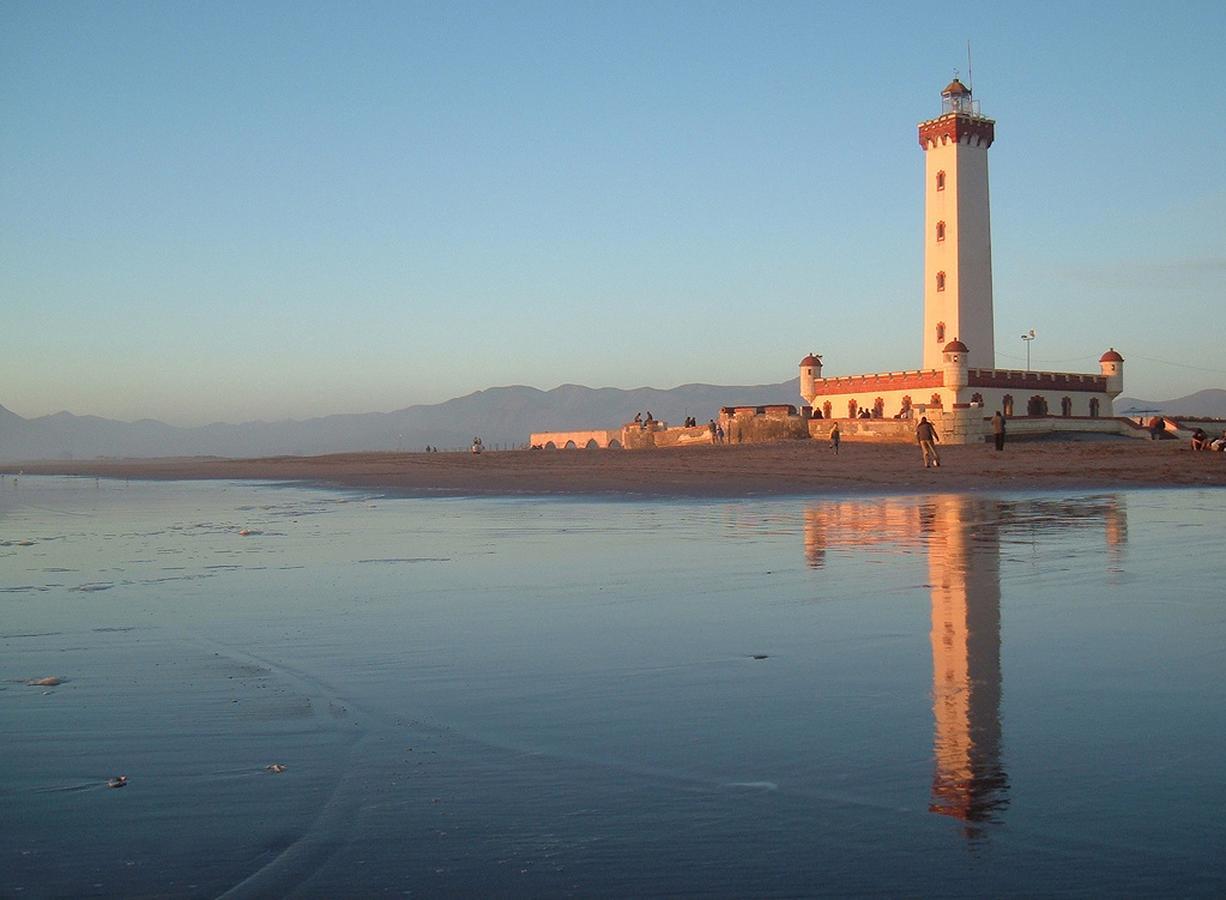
top-left (3, 1), bottom-right (1224, 425)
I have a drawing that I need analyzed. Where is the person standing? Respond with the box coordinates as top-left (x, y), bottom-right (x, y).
top-left (916, 416), bottom-right (941, 468)
top-left (829, 422), bottom-right (841, 455)
top-left (992, 411), bottom-right (1006, 451)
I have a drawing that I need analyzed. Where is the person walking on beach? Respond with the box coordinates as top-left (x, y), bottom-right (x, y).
top-left (992, 411), bottom-right (1006, 451)
top-left (916, 416), bottom-right (941, 468)
top-left (829, 422), bottom-right (841, 455)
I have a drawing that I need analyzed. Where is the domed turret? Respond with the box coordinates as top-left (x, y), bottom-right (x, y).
top-left (942, 338), bottom-right (969, 391)
top-left (1099, 348), bottom-right (1124, 397)
top-left (799, 353), bottom-right (823, 406)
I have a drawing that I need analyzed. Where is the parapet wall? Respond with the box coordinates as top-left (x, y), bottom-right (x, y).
top-left (810, 370), bottom-right (943, 397)
top-left (967, 369), bottom-right (1107, 392)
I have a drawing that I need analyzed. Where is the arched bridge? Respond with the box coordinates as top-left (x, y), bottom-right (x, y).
top-left (529, 429), bottom-right (622, 450)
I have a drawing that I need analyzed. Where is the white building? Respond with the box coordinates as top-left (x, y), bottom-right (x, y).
top-left (800, 78), bottom-right (1122, 440)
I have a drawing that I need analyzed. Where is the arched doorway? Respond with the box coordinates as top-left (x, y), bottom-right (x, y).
top-left (873, 397), bottom-right (884, 418)
top-left (564, 440), bottom-right (577, 449)
top-left (1089, 399), bottom-right (1100, 418)
top-left (1027, 395), bottom-right (1048, 416)
top-left (1061, 397), bottom-right (1072, 417)
top-left (585, 438), bottom-right (600, 449)
top-left (607, 438), bottom-right (622, 449)
top-left (929, 393), bottom-right (943, 410)
top-left (822, 401), bottom-right (832, 419)
top-left (1002, 395), bottom-right (1014, 417)
top-left (847, 399), bottom-right (858, 418)
top-left (545, 441), bottom-right (557, 449)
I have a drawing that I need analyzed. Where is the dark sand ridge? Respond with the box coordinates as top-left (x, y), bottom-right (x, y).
top-left (4, 440), bottom-right (1224, 497)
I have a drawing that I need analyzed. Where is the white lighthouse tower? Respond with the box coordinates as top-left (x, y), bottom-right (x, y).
top-left (920, 78), bottom-right (996, 371)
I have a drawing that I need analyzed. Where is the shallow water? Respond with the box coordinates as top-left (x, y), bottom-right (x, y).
top-left (2, 476), bottom-right (1224, 896)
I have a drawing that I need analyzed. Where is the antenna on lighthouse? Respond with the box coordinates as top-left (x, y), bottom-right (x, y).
top-left (967, 40), bottom-right (974, 94)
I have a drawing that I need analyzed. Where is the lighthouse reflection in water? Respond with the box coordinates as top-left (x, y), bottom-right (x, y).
top-left (803, 493), bottom-right (1128, 832)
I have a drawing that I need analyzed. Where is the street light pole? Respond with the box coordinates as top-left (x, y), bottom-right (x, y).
top-left (1020, 329), bottom-right (1036, 371)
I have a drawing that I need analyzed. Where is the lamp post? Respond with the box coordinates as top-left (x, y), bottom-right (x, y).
top-left (1020, 329), bottom-right (1036, 371)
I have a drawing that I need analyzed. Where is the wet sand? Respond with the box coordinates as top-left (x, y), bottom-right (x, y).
top-left (4, 439), bottom-right (1224, 496)
top-left (5, 480), bottom-right (1226, 895)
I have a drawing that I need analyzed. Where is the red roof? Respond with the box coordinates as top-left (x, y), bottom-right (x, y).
top-left (1100, 348), bottom-right (1124, 363)
top-left (942, 78), bottom-right (971, 96)
top-left (800, 354), bottom-right (822, 367)
top-left (943, 339), bottom-right (969, 353)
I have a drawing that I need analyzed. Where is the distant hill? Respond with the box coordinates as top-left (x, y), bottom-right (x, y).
top-left (8, 382), bottom-right (1222, 462)
top-left (0, 379), bottom-right (800, 461)
top-left (1116, 389), bottom-right (1226, 418)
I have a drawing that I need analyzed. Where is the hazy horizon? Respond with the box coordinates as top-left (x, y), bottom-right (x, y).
top-left (4, 2), bottom-right (1224, 426)
top-left (1, 378), bottom-right (1223, 430)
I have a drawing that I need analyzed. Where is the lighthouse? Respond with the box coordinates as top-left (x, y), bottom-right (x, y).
top-left (784, 73), bottom-right (1122, 439)
top-left (919, 78), bottom-right (996, 371)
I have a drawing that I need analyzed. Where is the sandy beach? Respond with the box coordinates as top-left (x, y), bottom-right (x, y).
top-left (4, 439), bottom-right (1223, 496)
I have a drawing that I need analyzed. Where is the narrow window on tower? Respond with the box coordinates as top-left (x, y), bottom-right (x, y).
top-left (936, 272), bottom-right (946, 292)
top-left (936, 221), bottom-right (946, 242)
top-left (936, 322), bottom-right (945, 343)
top-left (936, 170), bottom-right (946, 190)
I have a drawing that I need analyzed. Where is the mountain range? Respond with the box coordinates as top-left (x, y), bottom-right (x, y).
top-left (1115, 389), bottom-right (1226, 418)
top-left (0, 379), bottom-right (801, 461)
top-left (3, 384), bottom-right (1223, 462)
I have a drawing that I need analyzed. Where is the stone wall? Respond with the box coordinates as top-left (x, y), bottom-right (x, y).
top-left (939, 407), bottom-right (988, 444)
top-left (809, 417), bottom-right (917, 443)
top-left (621, 423), bottom-right (715, 450)
top-left (718, 406), bottom-right (809, 445)
top-left (808, 408), bottom-right (987, 445)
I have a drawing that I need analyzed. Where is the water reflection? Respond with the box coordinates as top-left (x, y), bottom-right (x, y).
top-left (926, 497), bottom-right (1007, 828)
top-left (803, 494), bottom-right (1128, 831)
